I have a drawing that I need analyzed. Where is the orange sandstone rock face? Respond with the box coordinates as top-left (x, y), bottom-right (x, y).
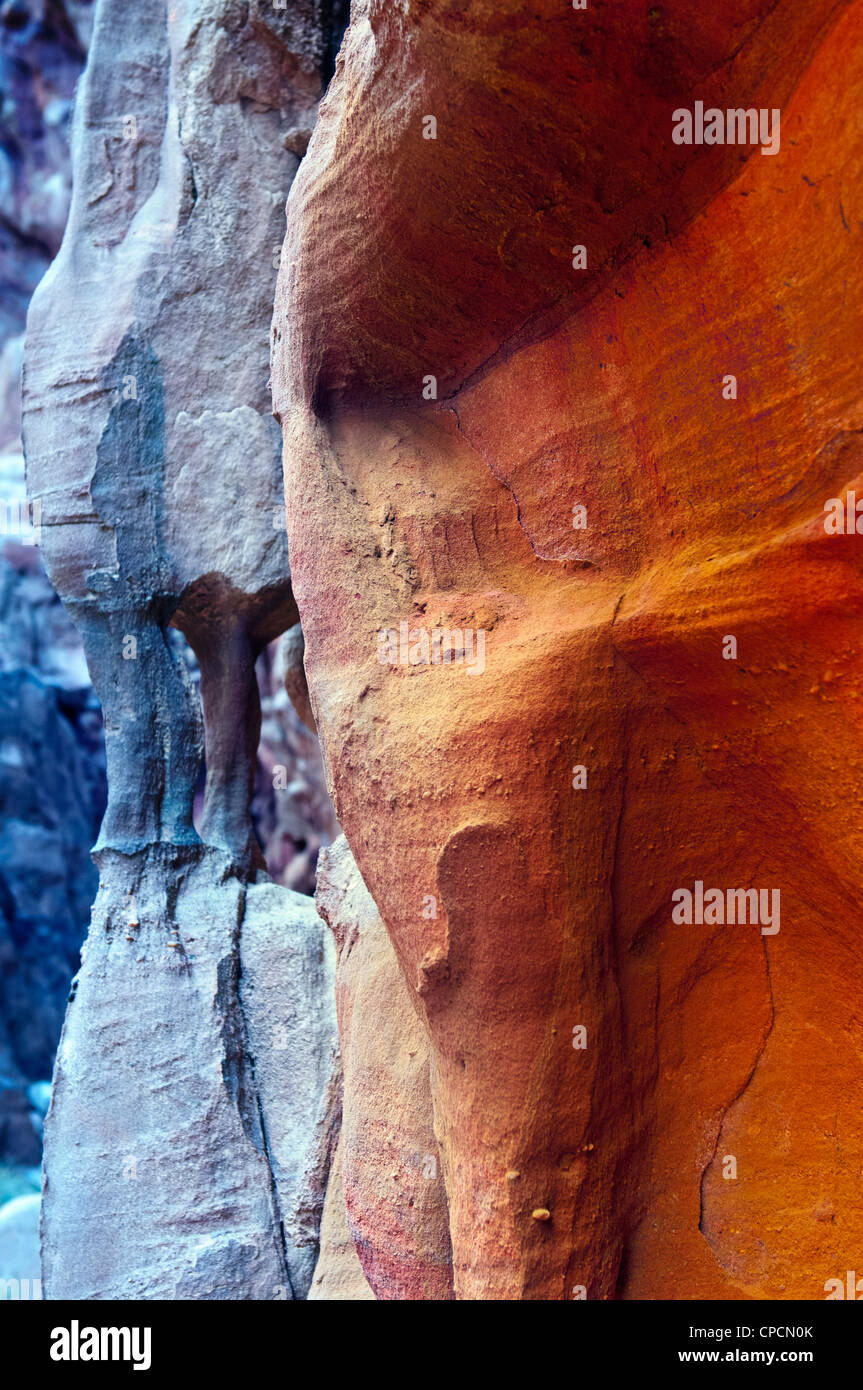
top-left (274, 0), bottom-right (863, 1298)
top-left (316, 837), bottom-right (453, 1299)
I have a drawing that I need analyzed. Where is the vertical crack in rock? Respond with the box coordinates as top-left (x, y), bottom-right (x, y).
top-left (697, 939), bottom-right (777, 1258)
top-left (225, 886), bottom-right (294, 1297)
top-left (216, 891), bottom-right (267, 1158)
top-left (238, 878), bottom-right (341, 1297)
top-left (444, 402), bottom-right (546, 563)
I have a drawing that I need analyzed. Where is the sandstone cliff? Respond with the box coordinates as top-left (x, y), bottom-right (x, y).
top-left (273, 0), bottom-right (863, 1299)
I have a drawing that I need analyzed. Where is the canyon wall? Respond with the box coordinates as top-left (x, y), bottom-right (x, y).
top-left (274, 0), bottom-right (863, 1299)
top-left (22, 0), bottom-right (351, 1298)
top-left (16, 0), bottom-right (863, 1302)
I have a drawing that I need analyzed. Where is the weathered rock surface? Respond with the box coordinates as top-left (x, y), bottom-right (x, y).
top-left (23, 0), bottom-right (347, 1296)
top-left (24, 0), bottom-right (310, 866)
top-left (274, 0), bottom-right (863, 1298)
top-left (316, 836), bottom-right (452, 1299)
top-left (238, 879), bottom-right (339, 1295)
top-left (42, 853), bottom-right (337, 1298)
top-left (307, 1133), bottom-right (374, 1301)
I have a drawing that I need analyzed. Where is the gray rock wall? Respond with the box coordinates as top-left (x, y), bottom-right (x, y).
top-left (43, 852), bottom-right (337, 1299)
top-left (21, 0), bottom-right (349, 1299)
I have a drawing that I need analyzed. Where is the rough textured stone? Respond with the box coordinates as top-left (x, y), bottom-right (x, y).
top-left (238, 879), bottom-right (339, 1296)
top-left (274, 0), bottom-right (863, 1299)
top-left (23, 0), bottom-right (317, 867)
top-left (23, 0), bottom-right (346, 1297)
top-left (316, 836), bottom-right (452, 1300)
top-left (42, 851), bottom-right (338, 1299)
top-left (274, 0), bottom-right (843, 411)
top-left (307, 1133), bottom-right (375, 1301)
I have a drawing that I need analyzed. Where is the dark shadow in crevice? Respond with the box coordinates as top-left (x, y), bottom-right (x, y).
top-left (319, 0), bottom-right (350, 90)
